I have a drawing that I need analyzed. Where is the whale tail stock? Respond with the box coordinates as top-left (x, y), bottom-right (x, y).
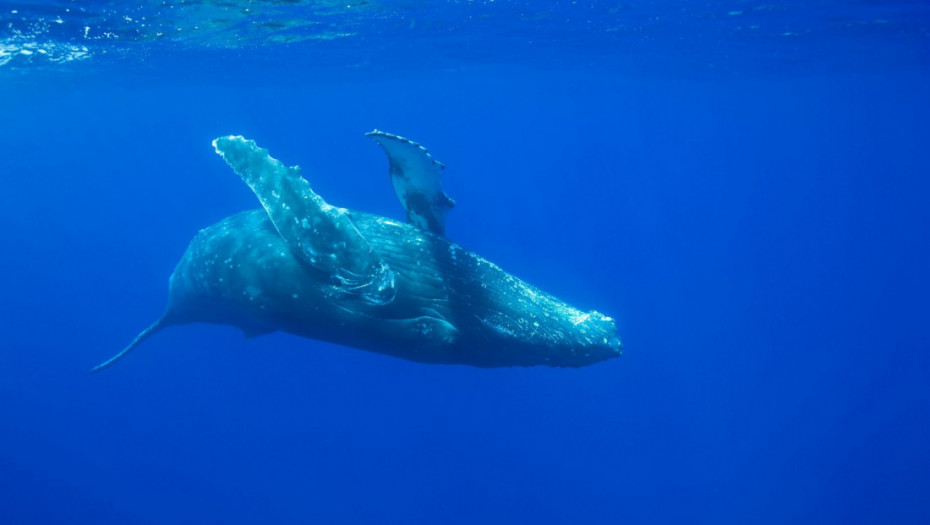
top-left (91, 316), bottom-right (168, 373)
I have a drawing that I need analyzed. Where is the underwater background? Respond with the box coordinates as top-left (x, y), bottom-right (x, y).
top-left (1, 1), bottom-right (928, 523)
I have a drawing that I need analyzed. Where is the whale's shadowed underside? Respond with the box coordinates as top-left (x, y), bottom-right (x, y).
top-left (94, 131), bottom-right (621, 372)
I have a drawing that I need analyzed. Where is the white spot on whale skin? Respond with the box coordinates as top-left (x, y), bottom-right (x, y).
top-left (570, 313), bottom-right (591, 325)
top-left (378, 218), bottom-right (402, 227)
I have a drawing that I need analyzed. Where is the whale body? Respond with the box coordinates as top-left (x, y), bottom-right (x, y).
top-left (94, 131), bottom-right (621, 371)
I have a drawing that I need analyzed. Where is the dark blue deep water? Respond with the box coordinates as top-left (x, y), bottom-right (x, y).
top-left (1, 1), bottom-right (929, 523)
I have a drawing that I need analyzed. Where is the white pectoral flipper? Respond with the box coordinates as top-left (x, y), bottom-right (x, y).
top-left (213, 135), bottom-right (394, 304)
top-left (367, 130), bottom-right (454, 235)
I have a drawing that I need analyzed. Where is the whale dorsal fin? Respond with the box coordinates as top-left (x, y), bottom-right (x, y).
top-left (366, 130), bottom-right (454, 235)
top-left (213, 136), bottom-right (395, 305)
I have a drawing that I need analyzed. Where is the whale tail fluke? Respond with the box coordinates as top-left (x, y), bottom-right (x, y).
top-left (91, 316), bottom-right (167, 373)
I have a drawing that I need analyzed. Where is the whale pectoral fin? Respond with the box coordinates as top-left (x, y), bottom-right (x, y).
top-left (366, 130), bottom-right (454, 236)
top-left (213, 136), bottom-right (394, 305)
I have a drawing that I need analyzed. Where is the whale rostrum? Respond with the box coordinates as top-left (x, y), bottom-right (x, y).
top-left (93, 131), bottom-right (621, 372)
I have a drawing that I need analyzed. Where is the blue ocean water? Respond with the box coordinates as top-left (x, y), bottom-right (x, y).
top-left (1, 1), bottom-right (929, 523)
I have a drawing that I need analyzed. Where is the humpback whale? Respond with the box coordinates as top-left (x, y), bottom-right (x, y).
top-left (94, 131), bottom-right (621, 371)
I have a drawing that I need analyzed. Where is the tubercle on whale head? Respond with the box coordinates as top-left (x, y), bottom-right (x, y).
top-left (584, 310), bottom-right (623, 358)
